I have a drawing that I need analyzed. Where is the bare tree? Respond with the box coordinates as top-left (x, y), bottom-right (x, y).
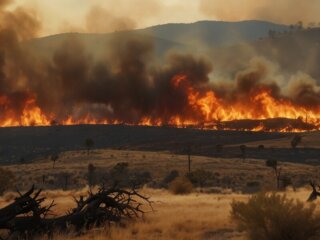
top-left (51, 153), bottom-right (59, 169)
top-left (0, 185), bottom-right (152, 239)
top-left (266, 159), bottom-right (281, 189)
top-left (291, 135), bottom-right (302, 149)
top-left (87, 163), bottom-right (96, 189)
top-left (85, 138), bottom-right (94, 154)
top-left (186, 144), bottom-right (192, 173)
top-left (0, 168), bottom-right (15, 195)
top-left (63, 173), bottom-right (71, 190)
top-left (307, 181), bottom-right (320, 202)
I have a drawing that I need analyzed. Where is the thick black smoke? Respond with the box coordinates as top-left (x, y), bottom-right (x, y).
top-left (0, 1), bottom-right (320, 125)
top-left (31, 35), bottom-right (213, 123)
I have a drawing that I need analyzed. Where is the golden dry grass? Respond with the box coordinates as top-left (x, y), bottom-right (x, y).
top-left (3, 149), bottom-right (318, 192)
top-left (1, 145), bottom-right (320, 239)
top-left (0, 188), bottom-right (317, 240)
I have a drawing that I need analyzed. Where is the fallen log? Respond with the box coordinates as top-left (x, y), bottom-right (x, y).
top-left (0, 186), bottom-right (152, 239)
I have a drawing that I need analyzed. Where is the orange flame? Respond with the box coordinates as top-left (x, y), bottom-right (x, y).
top-left (0, 74), bottom-right (319, 132)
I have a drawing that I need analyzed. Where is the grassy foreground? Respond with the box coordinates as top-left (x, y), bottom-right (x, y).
top-left (0, 187), bottom-right (315, 240)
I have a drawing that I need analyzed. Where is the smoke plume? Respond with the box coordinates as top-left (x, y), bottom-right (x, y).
top-left (200, 0), bottom-right (320, 25)
top-left (0, 0), bottom-right (320, 130)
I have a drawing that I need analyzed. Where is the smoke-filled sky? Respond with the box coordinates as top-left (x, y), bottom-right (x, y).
top-left (10, 0), bottom-right (320, 36)
top-left (0, 0), bottom-right (320, 129)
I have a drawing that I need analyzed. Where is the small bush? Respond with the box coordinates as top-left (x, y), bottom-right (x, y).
top-left (169, 177), bottom-right (193, 195)
top-left (130, 171), bottom-right (152, 186)
top-left (84, 138), bottom-right (94, 153)
top-left (0, 168), bottom-right (15, 195)
top-left (291, 134), bottom-right (302, 149)
top-left (87, 163), bottom-right (96, 187)
top-left (106, 162), bottom-right (130, 187)
top-left (266, 159), bottom-right (277, 169)
top-left (231, 192), bottom-right (320, 240)
top-left (162, 170), bottom-right (179, 186)
top-left (281, 175), bottom-right (293, 189)
top-left (243, 181), bottom-right (261, 194)
top-left (186, 169), bottom-right (212, 188)
top-left (246, 181), bottom-right (260, 188)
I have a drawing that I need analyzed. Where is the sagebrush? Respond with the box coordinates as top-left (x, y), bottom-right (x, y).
top-left (0, 168), bottom-right (15, 195)
top-left (169, 177), bottom-right (193, 195)
top-left (231, 192), bottom-right (320, 240)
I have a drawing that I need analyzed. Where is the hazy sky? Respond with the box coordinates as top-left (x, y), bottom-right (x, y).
top-left (11, 0), bottom-right (320, 36)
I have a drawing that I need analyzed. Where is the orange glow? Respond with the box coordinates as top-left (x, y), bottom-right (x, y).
top-left (0, 74), bottom-right (319, 132)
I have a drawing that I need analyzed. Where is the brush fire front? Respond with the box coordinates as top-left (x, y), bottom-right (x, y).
top-left (0, 0), bottom-right (319, 132)
top-left (0, 73), bottom-right (318, 132)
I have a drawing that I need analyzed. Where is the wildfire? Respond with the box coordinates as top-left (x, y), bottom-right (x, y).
top-left (0, 74), bottom-right (319, 132)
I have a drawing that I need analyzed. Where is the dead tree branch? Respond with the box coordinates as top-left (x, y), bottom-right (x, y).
top-left (0, 186), bottom-right (152, 239)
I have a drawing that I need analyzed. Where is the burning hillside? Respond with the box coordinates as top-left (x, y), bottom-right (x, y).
top-left (0, 1), bottom-right (319, 132)
top-left (0, 68), bottom-right (319, 132)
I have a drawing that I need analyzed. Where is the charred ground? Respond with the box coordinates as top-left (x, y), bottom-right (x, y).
top-left (0, 124), bottom-right (319, 164)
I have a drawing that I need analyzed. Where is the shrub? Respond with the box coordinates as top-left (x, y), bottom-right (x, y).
top-left (246, 181), bottom-right (260, 188)
top-left (243, 181), bottom-right (261, 194)
top-left (186, 169), bottom-right (212, 188)
top-left (87, 163), bottom-right (96, 187)
top-left (111, 162), bottom-right (129, 174)
top-left (106, 162), bottom-right (130, 187)
top-left (162, 170), bottom-right (179, 186)
top-left (231, 192), bottom-right (320, 240)
top-left (51, 153), bottom-right (59, 169)
top-left (291, 135), bottom-right (302, 149)
top-left (84, 138), bottom-right (94, 153)
top-left (130, 171), bottom-right (152, 187)
top-left (240, 145), bottom-right (246, 161)
top-left (105, 162), bottom-right (152, 188)
top-left (266, 159), bottom-right (281, 189)
top-left (281, 175), bottom-right (293, 189)
top-left (0, 168), bottom-right (15, 195)
top-left (169, 177), bottom-right (193, 195)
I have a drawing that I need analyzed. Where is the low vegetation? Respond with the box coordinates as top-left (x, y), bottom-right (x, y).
top-left (186, 169), bottom-right (212, 188)
top-left (0, 168), bottom-right (15, 195)
top-left (169, 177), bottom-right (193, 195)
top-left (291, 135), bottom-right (302, 149)
top-left (266, 159), bottom-right (282, 189)
top-left (231, 192), bottom-right (320, 240)
top-left (1, 147), bottom-right (320, 239)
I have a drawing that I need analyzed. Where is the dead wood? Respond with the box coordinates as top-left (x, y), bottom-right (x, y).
top-left (0, 186), bottom-right (152, 239)
top-left (307, 180), bottom-right (320, 202)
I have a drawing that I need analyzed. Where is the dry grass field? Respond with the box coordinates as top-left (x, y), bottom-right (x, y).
top-left (3, 149), bottom-right (319, 192)
top-left (1, 129), bottom-right (320, 240)
top-left (57, 189), bottom-right (320, 240)
top-left (0, 187), bottom-right (316, 240)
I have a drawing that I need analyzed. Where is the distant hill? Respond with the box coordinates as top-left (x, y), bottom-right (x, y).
top-left (25, 20), bottom-right (320, 80)
top-left (25, 20), bottom-right (289, 59)
top-left (139, 20), bottom-right (288, 47)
